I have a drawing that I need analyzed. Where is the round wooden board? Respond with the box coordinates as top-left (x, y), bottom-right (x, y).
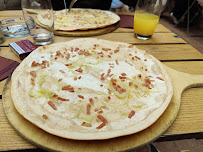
top-left (35, 16), bottom-right (120, 37)
top-left (2, 66), bottom-right (203, 152)
top-left (54, 22), bottom-right (120, 37)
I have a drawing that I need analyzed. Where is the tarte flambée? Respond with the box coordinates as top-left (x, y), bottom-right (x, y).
top-left (11, 38), bottom-right (173, 140)
top-left (37, 9), bottom-right (120, 31)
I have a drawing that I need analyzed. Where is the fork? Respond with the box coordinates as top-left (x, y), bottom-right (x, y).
top-left (64, 0), bottom-right (77, 15)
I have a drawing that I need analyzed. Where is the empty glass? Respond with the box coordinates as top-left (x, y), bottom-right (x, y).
top-left (0, 17), bottom-right (28, 37)
top-left (21, 0), bottom-right (54, 45)
top-left (0, 25), bottom-right (5, 44)
top-left (134, 0), bottom-right (162, 40)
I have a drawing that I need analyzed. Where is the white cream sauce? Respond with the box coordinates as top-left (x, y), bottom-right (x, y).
top-left (25, 40), bottom-right (167, 131)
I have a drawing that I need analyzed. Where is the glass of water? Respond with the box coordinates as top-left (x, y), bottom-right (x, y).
top-left (21, 0), bottom-right (54, 45)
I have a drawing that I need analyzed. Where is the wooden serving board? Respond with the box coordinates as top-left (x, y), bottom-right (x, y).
top-left (54, 22), bottom-right (120, 37)
top-left (2, 65), bottom-right (203, 152)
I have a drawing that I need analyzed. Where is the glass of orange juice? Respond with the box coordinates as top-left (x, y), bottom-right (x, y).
top-left (134, 0), bottom-right (162, 40)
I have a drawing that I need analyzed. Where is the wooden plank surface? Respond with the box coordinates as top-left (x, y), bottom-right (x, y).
top-left (0, 47), bottom-right (22, 62)
top-left (138, 44), bottom-right (203, 61)
top-left (0, 99), bottom-right (36, 151)
top-left (114, 24), bottom-right (171, 33)
top-left (0, 61), bottom-right (202, 151)
top-left (1, 44), bottom-right (202, 63)
top-left (0, 32), bottom-right (186, 47)
top-left (0, 10), bottom-right (23, 16)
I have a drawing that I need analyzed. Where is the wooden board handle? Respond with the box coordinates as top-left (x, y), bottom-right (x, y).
top-left (165, 65), bottom-right (203, 95)
top-left (183, 73), bottom-right (203, 88)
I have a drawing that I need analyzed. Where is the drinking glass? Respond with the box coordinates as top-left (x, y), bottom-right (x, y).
top-left (0, 17), bottom-right (28, 37)
top-left (21, 0), bottom-right (54, 45)
top-left (0, 23), bottom-right (5, 44)
top-left (134, 0), bottom-right (162, 40)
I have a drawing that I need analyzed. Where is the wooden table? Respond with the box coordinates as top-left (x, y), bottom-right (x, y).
top-left (0, 10), bottom-right (203, 151)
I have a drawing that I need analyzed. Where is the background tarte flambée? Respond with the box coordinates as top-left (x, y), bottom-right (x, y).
top-left (11, 38), bottom-right (173, 140)
top-left (37, 9), bottom-right (120, 31)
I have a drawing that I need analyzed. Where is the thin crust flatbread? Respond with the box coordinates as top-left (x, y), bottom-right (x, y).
top-left (11, 38), bottom-right (173, 140)
top-left (37, 9), bottom-right (120, 31)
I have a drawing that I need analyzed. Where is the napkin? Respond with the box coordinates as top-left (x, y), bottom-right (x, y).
top-left (119, 14), bottom-right (134, 28)
top-left (0, 56), bottom-right (19, 81)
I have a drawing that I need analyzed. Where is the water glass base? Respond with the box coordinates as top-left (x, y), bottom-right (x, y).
top-left (35, 39), bottom-right (53, 45)
top-left (134, 33), bottom-right (152, 40)
top-left (32, 33), bottom-right (53, 45)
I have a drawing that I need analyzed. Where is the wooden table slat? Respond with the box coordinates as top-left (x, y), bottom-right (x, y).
top-left (138, 44), bottom-right (203, 61)
top-left (0, 33), bottom-right (187, 47)
top-left (109, 24), bottom-right (171, 33)
top-left (0, 10), bottom-right (23, 16)
top-left (0, 100), bottom-right (36, 151)
top-left (1, 44), bottom-right (202, 64)
top-left (163, 61), bottom-right (203, 74)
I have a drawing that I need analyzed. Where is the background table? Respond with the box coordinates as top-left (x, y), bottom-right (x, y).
top-left (0, 10), bottom-right (203, 151)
